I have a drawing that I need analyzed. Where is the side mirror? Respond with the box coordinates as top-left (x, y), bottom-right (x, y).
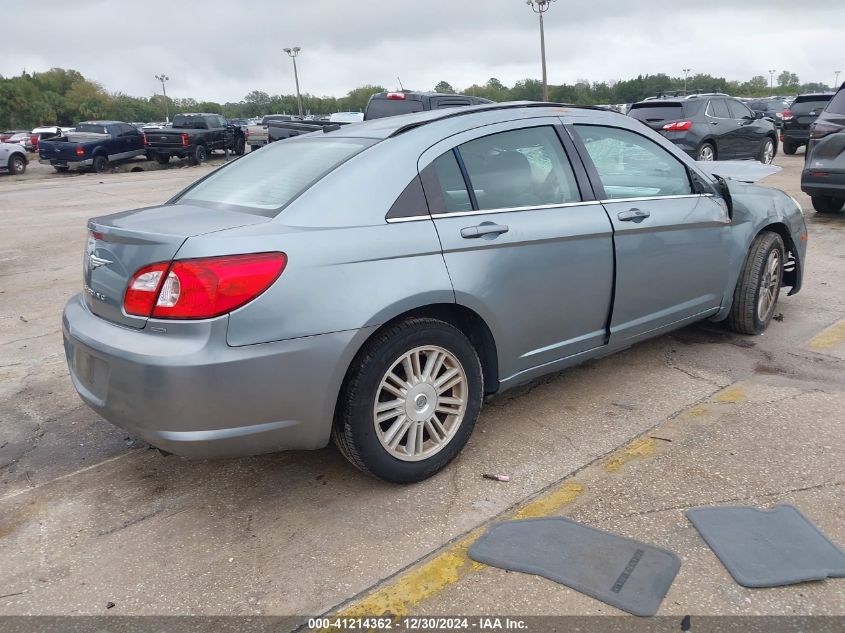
top-left (754, 111), bottom-right (764, 120)
top-left (716, 175), bottom-right (734, 220)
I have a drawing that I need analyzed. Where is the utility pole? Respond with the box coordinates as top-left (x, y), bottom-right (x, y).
top-left (683, 68), bottom-right (691, 93)
top-left (769, 69), bottom-right (777, 95)
top-left (835, 70), bottom-right (842, 90)
top-left (283, 47), bottom-right (304, 118)
top-left (155, 74), bottom-right (170, 122)
top-left (526, 0), bottom-right (556, 102)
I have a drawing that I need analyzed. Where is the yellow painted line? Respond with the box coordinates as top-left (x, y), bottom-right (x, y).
top-left (807, 319), bottom-right (845, 352)
top-left (602, 438), bottom-right (656, 473)
top-left (331, 482), bottom-right (584, 620)
top-left (686, 406), bottom-right (710, 418)
top-left (715, 386), bottom-right (747, 404)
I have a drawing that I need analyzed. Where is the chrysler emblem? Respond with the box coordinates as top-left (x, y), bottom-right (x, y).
top-left (88, 254), bottom-right (113, 270)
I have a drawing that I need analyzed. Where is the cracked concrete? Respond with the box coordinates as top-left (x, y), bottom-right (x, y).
top-left (0, 154), bottom-right (843, 620)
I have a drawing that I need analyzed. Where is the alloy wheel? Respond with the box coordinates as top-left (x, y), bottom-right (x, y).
top-left (762, 140), bottom-right (775, 164)
top-left (757, 249), bottom-right (781, 322)
top-left (698, 145), bottom-right (715, 161)
top-left (373, 346), bottom-right (468, 462)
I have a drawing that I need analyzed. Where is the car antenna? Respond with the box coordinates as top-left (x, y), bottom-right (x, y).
top-left (397, 77), bottom-right (405, 92)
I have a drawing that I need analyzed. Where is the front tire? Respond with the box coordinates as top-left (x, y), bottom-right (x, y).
top-left (726, 231), bottom-right (785, 335)
top-left (333, 318), bottom-right (483, 483)
top-left (8, 154), bottom-right (26, 175)
top-left (234, 136), bottom-right (246, 156)
top-left (812, 196), bottom-right (845, 214)
top-left (758, 137), bottom-right (776, 164)
top-left (697, 142), bottom-right (716, 161)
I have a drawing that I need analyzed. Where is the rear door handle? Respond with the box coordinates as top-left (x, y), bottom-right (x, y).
top-left (460, 222), bottom-right (509, 239)
top-left (617, 208), bottom-right (650, 222)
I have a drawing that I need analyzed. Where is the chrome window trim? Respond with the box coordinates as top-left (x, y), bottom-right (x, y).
top-left (385, 194), bottom-right (714, 223)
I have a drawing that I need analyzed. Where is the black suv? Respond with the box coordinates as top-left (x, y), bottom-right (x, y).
top-left (747, 98), bottom-right (790, 127)
top-left (364, 91), bottom-right (493, 121)
top-left (628, 94), bottom-right (778, 163)
top-left (781, 93), bottom-right (834, 155)
top-left (801, 84), bottom-right (845, 213)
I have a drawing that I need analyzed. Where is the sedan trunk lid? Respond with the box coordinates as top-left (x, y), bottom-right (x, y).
top-left (84, 204), bottom-right (271, 328)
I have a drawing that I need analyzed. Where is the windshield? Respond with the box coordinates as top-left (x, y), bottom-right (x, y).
top-left (177, 137), bottom-right (375, 215)
top-left (75, 123), bottom-right (109, 134)
top-left (628, 103), bottom-right (685, 122)
top-left (365, 98), bottom-right (424, 120)
top-left (791, 96), bottom-right (832, 115)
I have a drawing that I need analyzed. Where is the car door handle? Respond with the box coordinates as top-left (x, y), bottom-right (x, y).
top-left (617, 208), bottom-right (650, 222)
top-left (710, 121), bottom-right (719, 125)
top-left (460, 222), bottom-right (509, 239)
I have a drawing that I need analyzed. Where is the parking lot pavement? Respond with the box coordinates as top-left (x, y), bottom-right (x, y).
top-left (1, 154), bottom-right (844, 620)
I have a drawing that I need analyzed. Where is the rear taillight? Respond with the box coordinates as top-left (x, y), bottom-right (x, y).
top-left (245, 129), bottom-right (250, 139)
top-left (123, 253), bottom-right (286, 319)
top-left (386, 92), bottom-right (407, 100)
top-left (142, 132), bottom-right (148, 146)
top-left (810, 122), bottom-right (841, 139)
top-left (181, 133), bottom-right (189, 147)
top-left (662, 120), bottom-right (693, 132)
top-left (75, 146), bottom-right (85, 157)
top-left (781, 110), bottom-right (794, 121)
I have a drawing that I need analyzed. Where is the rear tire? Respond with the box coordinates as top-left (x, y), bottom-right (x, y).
top-left (8, 154), bottom-right (26, 175)
top-left (332, 318), bottom-right (483, 484)
top-left (234, 136), bottom-right (246, 156)
top-left (725, 231), bottom-right (785, 335)
top-left (191, 144), bottom-right (207, 165)
top-left (154, 154), bottom-right (171, 165)
top-left (783, 141), bottom-right (797, 155)
top-left (53, 165), bottom-right (69, 173)
top-left (92, 155), bottom-right (109, 173)
top-left (758, 137), bottom-right (776, 164)
top-left (697, 142), bottom-right (716, 161)
top-left (812, 196), bottom-right (845, 214)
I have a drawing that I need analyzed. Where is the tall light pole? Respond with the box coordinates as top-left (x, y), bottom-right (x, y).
top-left (526, 0), bottom-right (556, 102)
top-left (683, 68), bottom-right (691, 93)
top-left (155, 74), bottom-right (170, 122)
top-left (769, 69), bottom-right (777, 95)
top-left (283, 47), bottom-right (304, 118)
top-left (835, 70), bottom-right (842, 90)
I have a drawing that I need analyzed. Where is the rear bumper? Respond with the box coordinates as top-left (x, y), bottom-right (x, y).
top-left (782, 129), bottom-right (810, 144)
top-left (801, 169), bottom-right (845, 198)
top-left (39, 158), bottom-right (93, 168)
top-left (146, 147), bottom-right (189, 158)
top-left (62, 294), bottom-right (369, 458)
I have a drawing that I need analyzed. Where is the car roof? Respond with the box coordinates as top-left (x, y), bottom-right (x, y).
top-left (325, 101), bottom-right (608, 140)
top-left (78, 121), bottom-right (123, 125)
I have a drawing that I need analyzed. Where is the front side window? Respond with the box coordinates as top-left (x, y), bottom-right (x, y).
top-left (727, 100), bottom-right (752, 119)
top-left (574, 125), bottom-right (692, 199)
top-left (457, 126), bottom-right (580, 210)
top-left (177, 137), bottom-right (374, 215)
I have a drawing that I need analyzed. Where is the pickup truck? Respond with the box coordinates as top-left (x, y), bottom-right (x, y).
top-left (247, 115), bottom-right (293, 151)
top-left (143, 113), bottom-right (246, 165)
top-left (0, 142), bottom-right (28, 175)
top-left (267, 118), bottom-right (350, 143)
top-left (363, 91), bottom-right (493, 120)
top-left (38, 121), bottom-right (145, 173)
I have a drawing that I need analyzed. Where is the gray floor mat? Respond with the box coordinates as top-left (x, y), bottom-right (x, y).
top-left (468, 517), bottom-right (681, 617)
top-left (687, 505), bottom-right (845, 588)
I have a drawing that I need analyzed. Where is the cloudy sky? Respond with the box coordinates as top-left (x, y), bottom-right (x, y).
top-left (3, 0), bottom-right (843, 102)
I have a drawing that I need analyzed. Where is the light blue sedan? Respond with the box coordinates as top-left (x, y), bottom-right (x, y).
top-left (63, 102), bottom-right (807, 482)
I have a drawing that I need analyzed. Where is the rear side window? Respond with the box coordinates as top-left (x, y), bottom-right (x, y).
top-left (827, 90), bottom-right (845, 115)
top-left (791, 96), bottom-right (832, 115)
top-left (458, 126), bottom-right (581, 210)
top-left (431, 152), bottom-right (472, 213)
top-left (574, 125), bottom-right (692, 199)
top-left (628, 103), bottom-right (685, 123)
top-left (172, 115), bottom-right (208, 129)
top-left (177, 137), bottom-right (375, 215)
top-left (75, 123), bottom-right (109, 134)
top-left (365, 98), bottom-right (425, 120)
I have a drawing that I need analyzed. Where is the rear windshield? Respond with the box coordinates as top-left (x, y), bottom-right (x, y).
top-left (628, 103), bottom-right (685, 122)
top-left (74, 124), bottom-right (109, 134)
top-left (172, 115), bottom-right (209, 129)
top-left (177, 137), bottom-right (375, 215)
top-left (791, 96), bottom-right (832, 115)
top-left (826, 90), bottom-right (845, 115)
top-left (365, 98), bottom-right (425, 120)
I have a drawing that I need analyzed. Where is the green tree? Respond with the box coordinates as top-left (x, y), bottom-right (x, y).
top-left (434, 81), bottom-right (455, 94)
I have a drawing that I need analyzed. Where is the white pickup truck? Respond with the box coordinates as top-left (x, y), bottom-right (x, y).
top-left (246, 114), bottom-right (294, 151)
